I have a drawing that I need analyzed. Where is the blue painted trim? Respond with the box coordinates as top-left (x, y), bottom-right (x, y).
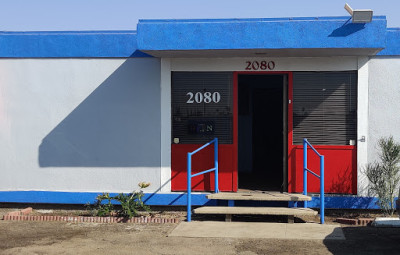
top-left (3, 16), bottom-right (400, 57)
top-left (137, 16), bottom-right (387, 51)
top-left (0, 191), bottom-right (215, 206)
top-left (377, 28), bottom-right (400, 55)
top-left (0, 31), bottom-right (152, 58)
top-left (291, 196), bottom-right (397, 210)
top-left (138, 16), bottom-right (387, 24)
top-left (309, 196), bottom-right (381, 209)
top-left (0, 191), bottom-right (396, 209)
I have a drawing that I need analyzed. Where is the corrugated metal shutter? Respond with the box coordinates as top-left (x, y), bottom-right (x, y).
top-left (172, 72), bottom-right (233, 144)
top-left (293, 71), bottom-right (357, 145)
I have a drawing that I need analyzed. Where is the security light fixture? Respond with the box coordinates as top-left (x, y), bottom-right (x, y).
top-left (344, 3), bottom-right (373, 23)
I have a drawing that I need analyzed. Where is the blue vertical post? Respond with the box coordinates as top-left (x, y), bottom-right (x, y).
top-left (303, 139), bottom-right (308, 208)
top-left (320, 155), bottom-right (325, 224)
top-left (187, 153), bottom-right (192, 222)
top-left (214, 138), bottom-right (219, 193)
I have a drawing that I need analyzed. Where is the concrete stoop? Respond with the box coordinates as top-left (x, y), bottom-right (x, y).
top-left (194, 191), bottom-right (318, 223)
top-left (169, 221), bottom-right (345, 240)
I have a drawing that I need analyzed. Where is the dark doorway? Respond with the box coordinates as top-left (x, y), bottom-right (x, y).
top-left (238, 74), bottom-right (287, 191)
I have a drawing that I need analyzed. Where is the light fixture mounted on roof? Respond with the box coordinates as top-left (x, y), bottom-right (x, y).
top-left (344, 3), bottom-right (373, 23)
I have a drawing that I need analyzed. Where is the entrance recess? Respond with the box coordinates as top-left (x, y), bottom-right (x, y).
top-left (237, 74), bottom-right (288, 191)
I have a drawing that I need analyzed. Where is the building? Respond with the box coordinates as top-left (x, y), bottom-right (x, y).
top-left (0, 13), bottom-right (399, 208)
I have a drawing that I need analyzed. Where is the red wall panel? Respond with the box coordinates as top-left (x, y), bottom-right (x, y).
top-left (288, 145), bottom-right (357, 194)
top-left (171, 144), bottom-right (235, 191)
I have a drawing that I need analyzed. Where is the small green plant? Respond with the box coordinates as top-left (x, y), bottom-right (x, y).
top-left (364, 136), bottom-right (400, 216)
top-left (87, 182), bottom-right (151, 218)
top-left (91, 192), bottom-right (115, 217)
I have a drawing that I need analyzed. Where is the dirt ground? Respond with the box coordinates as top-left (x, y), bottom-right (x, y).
top-left (1, 220), bottom-right (400, 255)
top-left (1, 207), bottom-right (400, 255)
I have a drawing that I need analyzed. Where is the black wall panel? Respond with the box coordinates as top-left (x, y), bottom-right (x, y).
top-left (172, 72), bottom-right (233, 144)
top-left (293, 71), bottom-right (357, 145)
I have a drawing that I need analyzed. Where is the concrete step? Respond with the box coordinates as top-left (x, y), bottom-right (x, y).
top-left (194, 206), bottom-right (317, 216)
top-left (207, 191), bottom-right (312, 202)
top-left (194, 206), bottom-right (317, 222)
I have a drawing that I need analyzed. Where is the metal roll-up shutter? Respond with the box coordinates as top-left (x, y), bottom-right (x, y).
top-left (293, 71), bottom-right (357, 145)
top-left (172, 72), bottom-right (233, 144)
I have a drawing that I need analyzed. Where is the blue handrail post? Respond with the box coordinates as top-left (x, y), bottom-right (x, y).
top-left (186, 138), bottom-right (219, 222)
top-left (303, 139), bottom-right (308, 208)
top-left (187, 152), bottom-right (192, 222)
top-left (303, 138), bottom-right (325, 224)
top-left (214, 138), bottom-right (219, 193)
top-left (320, 155), bottom-right (325, 224)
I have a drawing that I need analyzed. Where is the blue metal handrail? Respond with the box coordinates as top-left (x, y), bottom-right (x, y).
top-left (303, 138), bottom-right (325, 224)
top-left (187, 138), bottom-right (219, 222)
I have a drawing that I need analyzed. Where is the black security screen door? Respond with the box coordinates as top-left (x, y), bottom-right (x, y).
top-left (238, 74), bottom-right (287, 191)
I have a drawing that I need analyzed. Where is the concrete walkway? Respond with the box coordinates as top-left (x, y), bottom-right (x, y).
top-left (372, 217), bottom-right (400, 227)
top-left (169, 221), bottom-right (345, 240)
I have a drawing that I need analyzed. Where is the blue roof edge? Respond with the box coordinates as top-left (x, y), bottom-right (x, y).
top-left (377, 28), bottom-right (400, 56)
top-left (137, 15), bottom-right (388, 52)
top-left (0, 30), bottom-right (152, 58)
top-left (2, 16), bottom-right (400, 57)
top-left (138, 15), bottom-right (387, 23)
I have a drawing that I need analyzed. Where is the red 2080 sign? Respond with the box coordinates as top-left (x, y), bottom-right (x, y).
top-left (245, 60), bottom-right (275, 71)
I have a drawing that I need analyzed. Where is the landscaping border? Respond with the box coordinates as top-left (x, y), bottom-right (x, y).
top-left (1, 208), bottom-right (180, 224)
top-left (2, 215), bottom-right (179, 223)
top-left (335, 217), bottom-right (375, 226)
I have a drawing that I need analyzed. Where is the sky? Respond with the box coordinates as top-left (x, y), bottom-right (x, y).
top-left (0, 0), bottom-right (399, 31)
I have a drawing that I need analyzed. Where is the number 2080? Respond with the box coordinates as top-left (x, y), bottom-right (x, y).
top-left (186, 92), bottom-right (221, 104)
top-left (245, 61), bottom-right (275, 71)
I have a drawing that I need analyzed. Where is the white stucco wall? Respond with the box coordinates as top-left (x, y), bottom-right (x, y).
top-left (164, 56), bottom-right (366, 195)
top-left (368, 57), bottom-right (400, 164)
top-left (357, 57), bottom-right (369, 196)
top-left (0, 58), bottom-right (162, 193)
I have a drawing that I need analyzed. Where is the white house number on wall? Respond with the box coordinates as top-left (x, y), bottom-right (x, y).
top-left (186, 92), bottom-right (221, 104)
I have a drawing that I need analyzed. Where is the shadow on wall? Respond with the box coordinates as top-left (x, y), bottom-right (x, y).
top-left (329, 166), bottom-right (354, 194)
top-left (329, 21), bottom-right (366, 37)
top-left (307, 196), bottom-right (378, 209)
top-left (39, 58), bottom-right (161, 167)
